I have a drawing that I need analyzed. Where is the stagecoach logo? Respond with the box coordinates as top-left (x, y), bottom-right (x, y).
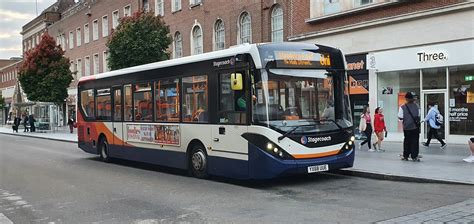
top-left (213, 58), bottom-right (235, 68)
top-left (300, 136), bottom-right (332, 145)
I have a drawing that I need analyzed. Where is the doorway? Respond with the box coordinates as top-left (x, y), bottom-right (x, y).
top-left (421, 91), bottom-right (446, 142)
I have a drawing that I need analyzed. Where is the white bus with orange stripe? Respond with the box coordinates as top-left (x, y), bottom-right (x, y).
top-left (77, 42), bottom-right (355, 179)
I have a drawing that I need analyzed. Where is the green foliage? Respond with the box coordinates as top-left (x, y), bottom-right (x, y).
top-left (18, 34), bottom-right (73, 105)
top-left (0, 96), bottom-right (5, 109)
top-left (107, 11), bottom-right (172, 70)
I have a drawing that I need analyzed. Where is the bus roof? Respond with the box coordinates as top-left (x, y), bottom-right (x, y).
top-left (78, 42), bottom-right (343, 84)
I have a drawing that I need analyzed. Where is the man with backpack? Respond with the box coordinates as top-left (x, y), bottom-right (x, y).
top-left (423, 102), bottom-right (446, 149)
top-left (398, 92), bottom-right (421, 161)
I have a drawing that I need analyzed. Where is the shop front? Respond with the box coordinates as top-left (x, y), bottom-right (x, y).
top-left (346, 54), bottom-right (369, 139)
top-left (368, 39), bottom-right (474, 143)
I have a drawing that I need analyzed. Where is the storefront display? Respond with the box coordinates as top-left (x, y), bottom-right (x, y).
top-left (449, 65), bottom-right (474, 135)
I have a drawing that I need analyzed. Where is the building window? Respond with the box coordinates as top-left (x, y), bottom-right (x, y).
top-left (155, 78), bottom-right (180, 122)
top-left (182, 75), bottom-right (208, 123)
top-left (103, 51), bottom-right (109, 72)
top-left (239, 12), bottom-right (251, 44)
top-left (142, 0), bottom-right (149, 12)
top-left (271, 5), bottom-right (283, 43)
top-left (191, 25), bottom-right (203, 55)
top-left (102, 15), bottom-right (109, 37)
top-left (172, 0), bottom-right (181, 12)
top-left (354, 0), bottom-right (373, 7)
top-left (93, 53), bottom-right (99, 75)
top-left (76, 27), bottom-right (81, 47)
top-left (214, 19), bottom-right (225, 50)
top-left (155, 0), bottom-right (164, 16)
top-left (324, 0), bottom-right (341, 15)
top-left (76, 59), bottom-right (82, 79)
top-left (92, 20), bottom-right (99, 41)
top-left (112, 10), bottom-right (119, 29)
top-left (69, 31), bottom-right (74, 49)
top-left (84, 23), bottom-right (90, 44)
top-left (449, 65), bottom-right (474, 135)
top-left (85, 56), bottom-right (90, 76)
top-left (133, 83), bottom-right (153, 121)
top-left (174, 32), bottom-right (182, 58)
top-left (124, 5), bottom-right (131, 17)
top-left (36, 35), bottom-right (40, 45)
top-left (190, 0), bottom-right (202, 6)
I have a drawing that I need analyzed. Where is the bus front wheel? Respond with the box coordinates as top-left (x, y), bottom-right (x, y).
top-left (190, 145), bottom-right (208, 179)
top-left (99, 137), bottom-right (111, 163)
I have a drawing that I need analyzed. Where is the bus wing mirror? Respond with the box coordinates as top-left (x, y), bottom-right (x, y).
top-left (231, 73), bottom-right (243, 90)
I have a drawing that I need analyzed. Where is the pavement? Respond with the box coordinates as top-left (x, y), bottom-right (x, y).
top-left (0, 125), bottom-right (472, 185)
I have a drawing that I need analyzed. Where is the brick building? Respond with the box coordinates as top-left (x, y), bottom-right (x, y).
top-left (288, 0), bottom-right (474, 143)
top-left (0, 59), bottom-right (22, 124)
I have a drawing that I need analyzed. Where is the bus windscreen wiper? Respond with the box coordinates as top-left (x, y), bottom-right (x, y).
top-left (278, 124), bottom-right (315, 142)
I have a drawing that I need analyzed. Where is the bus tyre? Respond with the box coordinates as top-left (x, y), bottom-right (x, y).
top-left (190, 145), bottom-right (208, 179)
top-left (99, 137), bottom-right (111, 163)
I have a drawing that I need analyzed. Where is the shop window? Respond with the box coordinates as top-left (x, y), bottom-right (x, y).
top-left (449, 65), bottom-right (474, 135)
top-left (96, 88), bottom-right (112, 120)
top-left (182, 75), bottom-right (208, 123)
top-left (377, 70), bottom-right (420, 134)
top-left (218, 73), bottom-right (247, 124)
top-left (155, 78), bottom-right (180, 122)
top-left (124, 85), bottom-right (132, 121)
top-left (81, 89), bottom-right (95, 118)
top-left (422, 67), bottom-right (447, 90)
top-left (133, 83), bottom-right (153, 121)
top-left (114, 88), bottom-right (122, 121)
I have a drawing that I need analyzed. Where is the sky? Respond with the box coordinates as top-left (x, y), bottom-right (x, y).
top-left (0, 0), bottom-right (57, 59)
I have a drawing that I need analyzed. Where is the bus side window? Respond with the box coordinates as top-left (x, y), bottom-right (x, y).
top-left (218, 72), bottom-right (246, 124)
top-left (124, 85), bottom-right (132, 121)
top-left (182, 75), bottom-right (208, 123)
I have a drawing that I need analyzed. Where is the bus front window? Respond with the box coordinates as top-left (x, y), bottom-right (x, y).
top-left (253, 69), bottom-right (351, 133)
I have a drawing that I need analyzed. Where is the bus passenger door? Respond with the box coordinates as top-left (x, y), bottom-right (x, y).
top-left (112, 86), bottom-right (124, 147)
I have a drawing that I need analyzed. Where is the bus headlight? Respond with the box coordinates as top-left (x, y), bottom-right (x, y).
top-left (267, 143), bottom-right (273, 150)
top-left (350, 136), bottom-right (356, 142)
top-left (242, 133), bottom-right (294, 160)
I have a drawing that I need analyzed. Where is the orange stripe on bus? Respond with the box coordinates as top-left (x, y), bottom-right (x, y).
top-left (292, 149), bottom-right (340, 159)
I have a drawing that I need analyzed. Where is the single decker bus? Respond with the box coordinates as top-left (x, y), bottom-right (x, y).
top-left (77, 42), bottom-right (355, 179)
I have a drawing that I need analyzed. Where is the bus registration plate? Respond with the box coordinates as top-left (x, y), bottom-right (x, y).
top-left (307, 164), bottom-right (329, 173)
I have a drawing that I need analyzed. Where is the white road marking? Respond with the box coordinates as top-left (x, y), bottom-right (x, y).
top-left (0, 213), bottom-right (13, 224)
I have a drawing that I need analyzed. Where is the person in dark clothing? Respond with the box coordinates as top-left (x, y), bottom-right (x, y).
top-left (67, 116), bottom-right (75, 134)
top-left (359, 105), bottom-right (374, 151)
top-left (29, 114), bottom-right (36, 132)
top-left (13, 116), bottom-right (20, 133)
top-left (398, 92), bottom-right (421, 161)
top-left (22, 114), bottom-right (29, 132)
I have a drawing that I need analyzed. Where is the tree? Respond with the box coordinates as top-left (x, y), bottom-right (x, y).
top-left (107, 11), bottom-right (172, 70)
top-left (18, 34), bottom-right (73, 106)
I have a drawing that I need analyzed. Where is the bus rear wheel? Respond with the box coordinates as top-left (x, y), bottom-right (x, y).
top-left (99, 137), bottom-right (111, 163)
top-left (190, 145), bottom-right (208, 179)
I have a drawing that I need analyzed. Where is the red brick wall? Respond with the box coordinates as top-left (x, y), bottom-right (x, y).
top-left (291, 0), bottom-right (466, 37)
top-left (0, 62), bottom-right (22, 89)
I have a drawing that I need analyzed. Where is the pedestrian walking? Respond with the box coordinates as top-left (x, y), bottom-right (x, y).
top-left (67, 115), bottom-right (75, 134)
top-left (398, 92), bottom-right (421, 161)
top-left (358, 105), bottom-right (374, 151)
top-left (22, 114), bottom-right (29, 132)
top-left (463, 138), bottom-right (474, 163)
top-left (12, 116), bottom-right (20, 133)
top-left (422, 102), bottom-right (446, 149)
top-left (373, 107), bottom-right (387, 152)
top-left (29, 114), bottom-right (36, 132)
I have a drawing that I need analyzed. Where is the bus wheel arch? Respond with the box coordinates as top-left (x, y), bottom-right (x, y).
top-left (186, 140), bottom-right (208, 179)
top-left (98, 134), bottom-right (111, 163)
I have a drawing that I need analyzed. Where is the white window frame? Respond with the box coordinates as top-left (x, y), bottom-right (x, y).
top-left (76, 27), bottom-right (81, 47)
top-left (124, 5), bottom-right (131, 17)
top-left (68, 31), bottom-right (74, 49)
top-left (112, 10), bottom-right (119, 29)
top-left (155, 0), bottom-right (164, 16)
top-left (93, 53), bottom-right (99, 75)
top-left (85, 56), bottom-right (91, 76)
top-left (238, 12), bottom-right (252, 44)
top-left (102, 15), bottom-right (109, 37)
top-left (354, 0), bottom-right (373, 7)
top-left (76, 58), bottom-right (82, 79)
top-left (92, 19), bottom-right (99, 41)
top-left (213, 19), bottom-right (225, 51)
top-left (103, 51), bottom-right (109, 72)
top-left (84, 23), bottom-right (90, 44)
top-left (189, 0), bottom-right (202, 6)
top-left (191, 25), bottom-right (203, 55)
top-left (172, 0), bottom-right (181, 12)
top-left (271, 5), bottom-right (284, 43)
top-left (143, 0), bottom-right (150, 12)
top-left (70, 61), bottom-right (75, 80)
top-left (173, 32), bottom-right (182, 58)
